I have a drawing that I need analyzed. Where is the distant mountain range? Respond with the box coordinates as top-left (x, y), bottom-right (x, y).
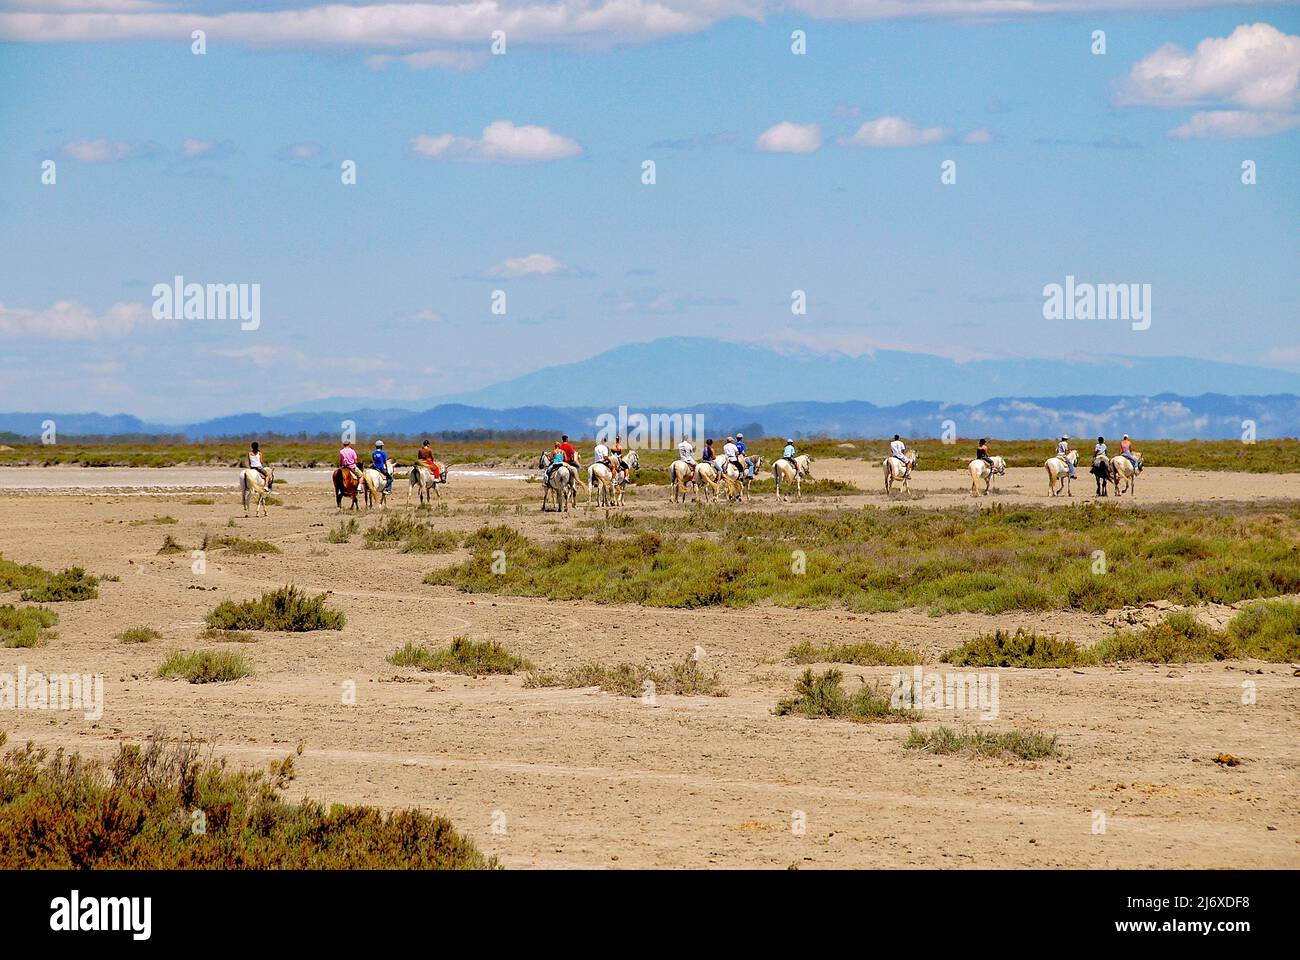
top-left (4, 394), bottom-right (1298, 441)
top-left (275, 337), bottom-right (1300, 412)
top-left (6, 338), bottom-right (1298, 441)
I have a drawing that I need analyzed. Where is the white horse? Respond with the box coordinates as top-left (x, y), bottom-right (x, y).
top-left (611, 449), bottom-right (638, 502)
top-left (883, 450), bottom-right (917, 498)
top-left (537, 453), bottom-right (581, 512)
top-left (968, 455), bottom-right (1006, 497)
top-left (239, 467), bottom-right (274, 518)
top-left (1109, 452), bottom-right (1142, 497)
top-left (361, 466), bottom-right (390, 509)
top-left (773, 455), bottom-right (813, 502)
top-left (1045, 450), bottom-right (1078, 497)
top-left (668, 459), bottom-right (697, 503)
top-left (408, 461), bottom-right (448, 504)
top-left (587, 461), bottom-right (619, 507)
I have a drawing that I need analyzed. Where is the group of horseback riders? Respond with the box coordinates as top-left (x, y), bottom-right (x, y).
top-left (673, 432), bottom-right (802, 482)
top-left (333, 438), bottom-right (446, 493)
top-left (544, 434), bottom-right (634, 485)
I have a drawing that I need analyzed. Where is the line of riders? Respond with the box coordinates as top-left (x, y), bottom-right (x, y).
top-left (238, 427), bottom-right (1145, 517)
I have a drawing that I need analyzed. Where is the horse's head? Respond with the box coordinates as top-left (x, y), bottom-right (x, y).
top-left (537, 452), bottom-right (550, 470)
top-left (626, 450), bottom-right (639, 469)
top-left (993, 456), bottom-right (1006, 473)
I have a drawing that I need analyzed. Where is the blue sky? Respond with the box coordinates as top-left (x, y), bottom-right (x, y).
top-left (1, 1), bottom-right (1298, 420)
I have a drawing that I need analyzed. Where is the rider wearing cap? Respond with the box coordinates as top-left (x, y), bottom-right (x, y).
top-left (780, 438), bottom-right (798, 473)
top-left (735, 432), bottom-right (753, 478)
top-left (1120, 434), bottom-right (1141, 473)
top-left (1056, 435), bottom-right (1075, 479)
top-left (373, 440), bottom-right (392, 493)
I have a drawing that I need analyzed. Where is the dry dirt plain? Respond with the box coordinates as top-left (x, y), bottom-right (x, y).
top-left (1, 461), bottom-right (1297, 869)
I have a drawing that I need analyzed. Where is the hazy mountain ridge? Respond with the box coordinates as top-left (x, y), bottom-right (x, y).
top-left (5, 393), bottom-right (1298, 441)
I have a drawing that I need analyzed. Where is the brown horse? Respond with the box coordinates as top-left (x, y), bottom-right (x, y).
top-left (333, 467), bottom-right (370, 510)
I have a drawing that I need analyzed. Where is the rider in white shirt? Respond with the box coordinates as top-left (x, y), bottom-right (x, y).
top-left (678, 438), bottom-right (695, 479)
top-left (593, 442), bottom-right (610, 467)
top-left (1056, 435), bottom-right (1076, 479)
top-left (889, 434), bottom-right (911, 477)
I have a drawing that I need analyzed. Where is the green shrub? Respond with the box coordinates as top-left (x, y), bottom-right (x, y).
top-left (0, 733), bottom-right (497, 868)
top-left (157, 535), bottom-right (187, 555)
top-left (1093, 612), bottom-right (1233, 663)
top-left (199, 627), bottom-right (257, 643)
top-left (206, 586), bottom-right (344, 632)
top-left (157, 649), bottom-right (253, 683)
top-left (789, 640), bottom-right (922, 666)
top-left (117, 626), bottom-right (162, 644)
top-left (524, 655), bottom-right (726, 697)
top-left (1225, 601), bottom-right (1300, 661)
top-left (774, 669), bottom-right (918, 723)
top-left (904, 726), bottom-right (1061, 760)
top-left (327, 519), bottom-right (358, 543)
top-left (389, 636), bottom-right (530, 675)
top-left (206, 536), bottom-right (280, 555)
top-left (942, 629), bottom-right (1093, 668)
top-left (0, 605), bottom-right (57, 648)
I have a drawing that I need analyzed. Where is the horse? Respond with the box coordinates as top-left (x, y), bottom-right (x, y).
top-left (409, 460), bottom-right (449, 504)
top-left (1090, 454), bottom-right (1111, 496)
top-left (668, 459), bottom-right (697, 503)
top-left (883, 449), bottom-right (917, 498)
top-left (333, 467), bottom-right (368, 510)
top-left (611, 449), bottom-right (638, 501)
top-left (968, 455), bottom-right (1006, 497)
top-left (240, 467), bottom-right (274, 518)
top-left (537, 453), bottom-right (581, 512)
top-left (587, 461), bottom-right (618, 507)
top-left (1109, 452), bottom-right (1142, 497)
top-left (773, 455), bottom-right (813, 502)
top-left (360, 466), bottom-right (390, 509)
top-left (716, 460), bottom-right (747, 503)
top-left (735, 455), bottom-right (763, 499)
top-left (1045, 450), bottom-right (1078, 497)
top-left (694, 461), bottom-right (726, 502)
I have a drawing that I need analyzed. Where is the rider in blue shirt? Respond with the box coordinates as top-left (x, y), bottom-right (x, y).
top-left (735, 433), bottom-right (753, 477)
top-left (372, 440), bottom-right (392, 493)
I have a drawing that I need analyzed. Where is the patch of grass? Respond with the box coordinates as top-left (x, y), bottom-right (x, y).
top-left (0, 605), bottom-right (57, 648)
top-left (157, 649), bottom-right (253, 683)
top-left (524, 655), bottom-right (726, 697)
top-left (774, 668), bottom-right (919, 723)
top-left (205, 586), bottom-right (344, 632)
top-left (157, 535), bottom-right (187, 555)
top-left (2, 555), bottom-right (99, 602)
top-left (427, 504), bottom-right (1300, 615)
top-left (388, 636), bottom-right (530, 675)
top-left (206, 536), bottom-right (280, 555)
top-left (1225, 600), bottom-right (1300, 661)
top-left (788, 640), bottom-right (922, 666)
top-left (199, 627), bottom-right (257, 643)
top-left (1093, 612), bottom-right (1233, 663)
top-left (129, 515), bottom-right (178, 526)
top-left (904, 725), bottom-right (1061, 761)
top-left (327, 518), bottom-right (358, 543)
top-left (116, 626), bottom-right (162, 644)
top-left (363, 516), bottom-right (461, 553)
top-left (0, 732), bottom-right (497, 868)
top-left (185, 497), bottom-right (216, 505)
top-left (941, 629), bottom-right (1094, 668)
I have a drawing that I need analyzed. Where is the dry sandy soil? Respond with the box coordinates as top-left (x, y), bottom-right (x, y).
top-left (1, 461), bottom-right (1296, 869)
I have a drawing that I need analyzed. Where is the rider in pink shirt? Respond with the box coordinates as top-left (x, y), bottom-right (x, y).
top-left (339, 442), bottom-right (361, 478)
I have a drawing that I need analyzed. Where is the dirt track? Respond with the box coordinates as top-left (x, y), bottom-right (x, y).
top-left (1, 463), bottom-right (1296, 868)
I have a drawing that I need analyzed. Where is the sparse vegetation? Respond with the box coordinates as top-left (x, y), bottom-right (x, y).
top-left (524, 656), bottom-right (726, 697)
top-left (185, 497), bottom-right (216, 505)
top-left (157, 649), bottom-right (252, 683)
top-left (157, 535), bottom-right (187, 555)
top-left (904, 726), bottom-right (1061, 761)
top-left (1092, 612), bottom-right (1232, 663)
top-left (1224, 600), bottom-right (1300, 661)
top-left (199, 627), bottom-right (257, 643)
top-left (363, 516), bottom-right (461, 553)
top-left (205, 586), bottom-right (344, 632)
top-left (774, 669), bottom-right (919, 723)
top-left (130, 515), bottom-right (178, 526)
top-left (428, 504), bottom-right (1300, 615)
top-left (0, 732), bottom-right (497, 868)
top-left (327, 518), bottom-right (358, 543)
top-left (117, 626), bottom-right (162, 644)
top-left (388, 636), bottom-right (531, 675)
top-left (788, 640), bottom-right (922, 666)
top-left (942, 629), bottom-right (1093, 668)
top-left (0, 556), bottom-right (99, 603)
top-left (205, 535), bottom-right (280, 555)
top-left (0, 605), bottom-right (57, 648)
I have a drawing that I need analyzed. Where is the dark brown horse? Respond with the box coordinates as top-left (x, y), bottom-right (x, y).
top-left (333, 467), bottom-right (370, 510)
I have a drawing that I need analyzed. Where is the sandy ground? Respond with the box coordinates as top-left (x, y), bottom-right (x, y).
top-left (0, 461), bottom-right (1296, 869)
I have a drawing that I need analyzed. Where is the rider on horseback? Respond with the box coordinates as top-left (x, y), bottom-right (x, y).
top-left (779, 438), bottom-right (798, 474)
top-left (889, 435), bottom-right (912, 478)
top-left (1056, 435), bottom-right (1076, 479)
top-left (559, 435), bottom-right (577, 467)
top-left (1120, 435), bottom-right (1141, 473)
top-left (1092, 436), bottom-right (1109, 496)
top-left (339, 441), bottom-right (362, 481)
top-left (372, 440), bottom-right (393, 493)
top-left (976, 438), bottom-right (993, 470)
top-left (722, 437), bottom-right (740, 476)
top-left (418, 440), bottom-right (442, 482)
top-left (679, 437), bottom-right (696, 480)
top-left (593, 440), bottom-right (612, 476)
top-left (735, 432), bottom-right (753, 478)
top-left (701, 439), bottom-right (716, 464)
top-left (611, 435), bottom-right (626, 482)
top-left (248, 442), bottom-right (271, 490)
top-left (544, 442), bottom-right (566, 483)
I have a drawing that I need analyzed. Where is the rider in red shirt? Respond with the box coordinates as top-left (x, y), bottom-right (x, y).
top-left (559, 435), bottom-right (577, 465)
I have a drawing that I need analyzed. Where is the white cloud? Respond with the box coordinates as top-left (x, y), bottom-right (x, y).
top-left (1116, 23), bottom-right (1300, 111)
top-left (365, 49), bottom-right (487, 71)
top-left (962, 127), bottom-right (992, 144)
top-left (180, 138), bottom-right (215, 158)
top-left (840, 116), bottom-right (949, 147)
top-left (483, 253), bottom-right (569, 278)
top-left (1169, 110), bottom-right (1300, 139)
top-left (282, 141), bottom-right (322, 161)
top-left (794, 2), bottom-right (1292, 20)
top-left (61, 138), bottom-right (154, 162)
top-left (0, 1), bottom-right (760, 48)
top-left (409, 121), bottom-right (581, 163)
top-left (755, 121), bottom-right (822, 153)
top-left (0, 300), bottom-right (166, 338)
